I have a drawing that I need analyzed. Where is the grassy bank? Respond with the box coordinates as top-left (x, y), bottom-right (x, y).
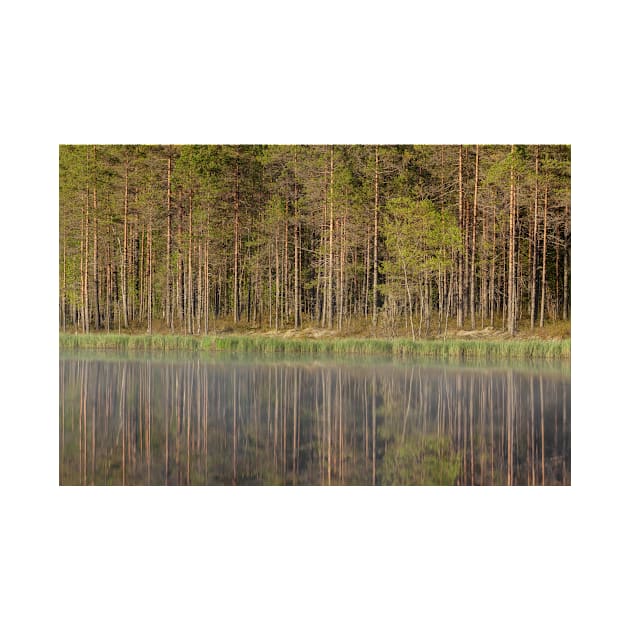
top-left (59, 333), bottom-right (570, 359)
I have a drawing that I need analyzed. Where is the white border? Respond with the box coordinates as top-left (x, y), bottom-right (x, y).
top-left (4, 2), bottom-right (628, 629)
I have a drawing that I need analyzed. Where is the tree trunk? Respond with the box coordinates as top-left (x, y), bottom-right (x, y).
top-left (275, 230), bottom-right (280, 331)
top-left (457, 146), bottom-right (464, 328)
top-left (166, 156), bottom-right (172, 331)
top-left (92, 172), bottom-right (100, 330)
top-left (490, 204), bottom-right (496, 327)
top-left (147, 203), bottom-right (152, 334)
top-left (122, 159), bottom-right (129, 329)
top-left (470, 145), bottom-right (479, 329)
top-left (233, 160), bottom-right (240, 323)
top-left (338, 216), bottom-right (345, 330)
top-left (327, 146), bottom-right (334, 329)
top-left (372, 146), bottom-right (379, 327)
top-left (294, 149), bottom-right (300, 328)
top-left (507, 146), bottom-right (517, 336)
top-left (205, 232), bottom-right (209, 334)
top-left (83, 170), bottom-right (90, 333)
top-left (530, 147), bottom-right (539, 329)
top-left (563, 203), bottom-right (570, 320)
top-left (539, 183), bottom-right (548, 328)
top-left (188, 194), bottom-right (193, 334)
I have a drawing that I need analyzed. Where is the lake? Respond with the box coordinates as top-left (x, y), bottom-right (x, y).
top-left (59, 351), bottom-right (570, 485)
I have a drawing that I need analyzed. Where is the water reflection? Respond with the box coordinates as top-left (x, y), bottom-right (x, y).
top-left (59, 353), bottom-right (570, 485)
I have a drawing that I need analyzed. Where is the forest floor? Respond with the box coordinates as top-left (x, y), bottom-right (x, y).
top-left (65, 317), bottom-right (570, 341)
top-left (190, 317), bottom-right (571, 341)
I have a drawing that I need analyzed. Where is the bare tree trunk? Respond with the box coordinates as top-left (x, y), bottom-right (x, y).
top-left (204, 234), bottom-right (209, 334)
top-left (327, 146), bottom-right (334, 329)
top-left (147, 203), bottom-right (152, 334)
top-left (294, 149), bottom-right (300, 328)
top-left (61, 227), bottom-right (66, 331)
top-left (320, 191), bottom-right (327, 327)
top-left (233, 160), bottom-right (240, 323)
top-left (490, 205), bottom-right (496, 327)
top-left (563, 204), bottom-right (570, 320)
top-left (284, 214), bottom-right (289, 325)
top-left (530, 147), bottom-right (539, 329)
top-left (401, 257), bottom-right (415, 341)
top-left (457, 146), bottom-right (464, 328)
top-left (470, 145), bottom-right (479, 329)
top-left (84, 172), bottom-right (90, 333)
top-left (188, 194), bottom-right (193, 334)
top-left (507, 146), bottom-right (517, 336)
top-left (92, 180), bottom-right (100, 330)
top-left (166, 156), bottom-right (172, 331)
top-left (554, 224), bottom-right (561, 322)
top-left (539, 184), bottom-right (548, 328)
top-left (274, 230), bottom-right (280, 330)
top-left (372, 146), bottom-right (379, 326)
top-left (338, 216), bottom-right (345, 330)
top-left (121, 159), bottom-right (129, 329)
top-left (197, 242), bottom-right (202, 334)
top-left (105, 238), bottom-right (112, 332)
top-left (177, 194), bottom-right (184, 329)
top-left (364, 227), bottom-right (370, 319)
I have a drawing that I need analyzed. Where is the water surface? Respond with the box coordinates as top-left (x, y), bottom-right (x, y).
top-left (59, 350), bottom-right (570, 485)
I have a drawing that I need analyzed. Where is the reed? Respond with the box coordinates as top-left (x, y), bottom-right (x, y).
top-left (59, 333), bottom-right (570, 359)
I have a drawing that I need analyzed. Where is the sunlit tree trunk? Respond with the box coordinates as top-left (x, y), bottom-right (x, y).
top-left (275, 229), bottom-right (280, 330)
top-left (188, 194), bottom-right (193, 334)
top-left (61, 228), bottom-right (66, 331)
top-left (457, 146), bottom-right (464, 328)
top-left (284, 214), bottom-right (289, 325)
top-left (327, 146), bottom-right (334, 329)
top-left (490, 205), bottom-right (496, 327)
top-left (166, 156), bottom-right (172, 331)
top-left (507, 146), bottom-right (517, 336)
top-left (197, 242), bottom-right (202, 334)
top-left (470, 145), bottom-right (479, 329)
top-left (294, 151), bottom-right (300, 328)
top-left (147, 202), bottom-right (153, 334)
top-left (121, 158), bottom-right (129, 329)
top-left (372, 146), bottom-right (379, 326)
top-left (92, 179), bottom-right (100, 329)
top-left (530, 147), bottom-right (539, 329)
top-left (82, 150), bottom-right (90, 333)
top-left (233, 160), bottom-right (240, 323)
top-left (539, 183), bottom-right (548, 328)
top-left (563, 203), bottom-right (570, 320)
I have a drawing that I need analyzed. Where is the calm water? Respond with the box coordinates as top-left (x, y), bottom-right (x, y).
top-left (59, 351), bottom-right (570, 485)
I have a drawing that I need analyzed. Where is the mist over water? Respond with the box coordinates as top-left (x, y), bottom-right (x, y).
top-left (59, 351), bottom-right (570, 485)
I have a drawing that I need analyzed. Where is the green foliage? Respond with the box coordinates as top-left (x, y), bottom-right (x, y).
top-left (383, 197), bottom-right (461, 278)
top-left (59, 145), bottom-right (570, 335)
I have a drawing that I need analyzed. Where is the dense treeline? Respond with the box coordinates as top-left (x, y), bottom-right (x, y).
top-left (59, 145), bottom-right (570, 337)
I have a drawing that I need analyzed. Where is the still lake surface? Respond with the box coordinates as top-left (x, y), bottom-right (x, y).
top-left (59, 350), bottom-right (570, 486)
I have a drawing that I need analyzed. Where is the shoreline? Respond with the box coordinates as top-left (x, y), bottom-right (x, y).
top-left (59, 332), bottom-right (570, 359)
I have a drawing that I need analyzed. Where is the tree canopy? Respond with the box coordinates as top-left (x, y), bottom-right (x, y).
top-left (59, 144), bottom-right (570, 337)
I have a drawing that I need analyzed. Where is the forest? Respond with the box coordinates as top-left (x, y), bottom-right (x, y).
top-left (59, 145), bottom-right (570, 339)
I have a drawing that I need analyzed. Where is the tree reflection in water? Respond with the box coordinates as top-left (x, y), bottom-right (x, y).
top-left (59, 353), bottom-right (570, 485)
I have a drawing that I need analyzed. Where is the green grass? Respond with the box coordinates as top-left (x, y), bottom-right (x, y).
top-left (59, 333), bottom-right (570, 359)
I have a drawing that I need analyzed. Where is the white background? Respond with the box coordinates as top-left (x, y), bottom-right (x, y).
top-left (1, 1), bottom-right (628, 629)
